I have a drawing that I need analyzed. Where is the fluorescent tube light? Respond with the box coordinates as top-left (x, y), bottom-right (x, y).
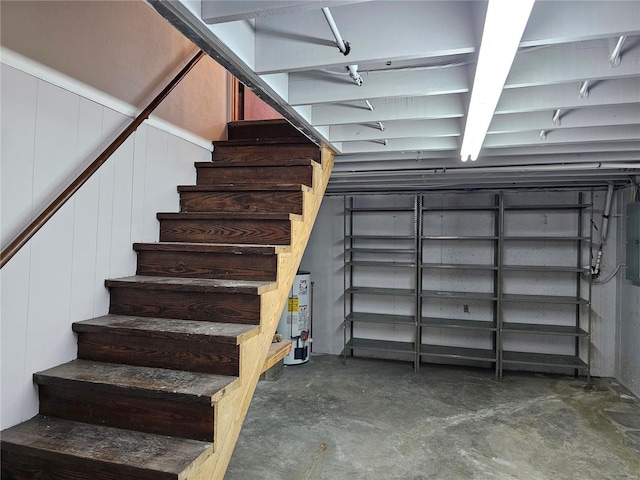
top-left (460, 0), bottom-right (535, 162)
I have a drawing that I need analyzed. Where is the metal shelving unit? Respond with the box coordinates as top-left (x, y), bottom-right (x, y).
top-left (419, 194), bottom-right (501, 376)
top-left (343, 196), bottom-right (419, 370)
top-left (341, 191), bottom-right (593, 378)
top-left (499, 193), bottom-right (592, 379)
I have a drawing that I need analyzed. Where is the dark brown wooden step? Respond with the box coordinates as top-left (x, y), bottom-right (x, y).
top-left (35, 360), bottom-right (237, 441)
top-left (134, 242), bottom-right (288, 281)
top-left (195, 162), bottom-right (314, 187)
top-left (1, 415), bottom-right (212, 480)
top-left (73, 315), bottom-right (258, 376)
top-left (178, 184), bottom-right (307, 215)
top-left (227, 119), bottom-right (307, 141)
top-left (211, 141), bottom-right (321, 166)
top-left (106, 276), bottom-right (275, 324)
top-left (157, 212), bottom-right (298, 245)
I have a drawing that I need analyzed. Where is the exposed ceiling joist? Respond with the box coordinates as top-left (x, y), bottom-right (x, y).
top-left (150, 0), bottom-right (640, 191)
top-left (288, 65), bottom-right (470, 105)
top-left (253, 1), bottom-right (479, 74)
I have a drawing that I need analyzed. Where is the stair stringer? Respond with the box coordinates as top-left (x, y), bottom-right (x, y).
top-left (191, 145), bottom-right (334, 480)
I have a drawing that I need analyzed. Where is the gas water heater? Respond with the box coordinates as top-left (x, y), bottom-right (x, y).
top-left (277, 271), bottom-right (312, 365)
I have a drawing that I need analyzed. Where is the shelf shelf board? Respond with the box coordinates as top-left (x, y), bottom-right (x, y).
top-left (422, 236), bottom-right (499, 241)
top-left (420, 344), bottom-right (497, 362)
top-left (422, 206), bottom-right (499, 211)
top-left (422, 263), bottom-right (498, 271)
top-left (347, 312), bottom-right (416, 325)
top-left (421, 317), bottom-right (497, 331)
top-left (346, 247), bottom-right (416, 254)
top-left (503, 236), bottom-right (590, 241)
top-left (346, 235), bottom-right (415, 240)
top-left (346, 207), bottom-right (415, 213)
top-left (421, 290), bottom-right (497, 301)
top-left (346, 338), bottom-right (415, 354)
top-left (502, 293), bottom-right (589, 305)
top-left (502, 265), bottom-right (588, 273)
top-left (504, 203), bottom-right (590, 211)
top-left (346, 286), bottom-right (416, 296)
top-left (502, 351), bottom-right (588, 369)
top-left (502, 322), bottom-right (589, 336)
top-left (347, 260), bottom-right (416, 268)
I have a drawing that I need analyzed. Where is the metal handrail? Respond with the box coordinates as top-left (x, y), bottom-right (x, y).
top-left (1, 50), bottom-right (205, 269)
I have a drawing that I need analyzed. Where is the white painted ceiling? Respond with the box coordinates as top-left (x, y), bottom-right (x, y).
top-left (149, 0), bottom-right (640, 192)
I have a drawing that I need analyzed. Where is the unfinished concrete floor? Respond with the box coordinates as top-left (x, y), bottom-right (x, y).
top-left (226, 355), bottom-right (640, 480)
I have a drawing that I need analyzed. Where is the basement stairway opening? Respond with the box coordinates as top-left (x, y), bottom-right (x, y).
top-left (1, 119), bottom-right (334, 480)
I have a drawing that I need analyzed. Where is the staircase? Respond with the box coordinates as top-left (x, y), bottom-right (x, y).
top-left (1, 119), bottom-right (334, 479)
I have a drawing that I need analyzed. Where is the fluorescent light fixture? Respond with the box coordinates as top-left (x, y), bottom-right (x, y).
top-left (460, 0), bottom-right (535, 162)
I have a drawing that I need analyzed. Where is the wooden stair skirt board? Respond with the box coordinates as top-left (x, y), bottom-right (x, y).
top-left (0, 119), bottom-right (334, 480)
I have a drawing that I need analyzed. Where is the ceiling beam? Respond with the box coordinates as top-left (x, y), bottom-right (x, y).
top-left (506, 41), bottom-right (640, 88)
top-left (201, 1), bottom-right (367, 24)
top-left (253, 1), bottom-right (479, 74)
top-left (288, 65), bottom-right (469, 105)
top-left (328, 118), bottom-right (461, 142)
top-left (483, 125), bottom-right (640, 149)
top-left (496, 77), bottom-right (640, 114)
top-left (522, 1), bottom-right (640, 47)
top-left (334, 141), bottom-right (640, 165)
top-left (488, 104), bottom-right (640, 134)
top-left (340, 136), bottom-right (458, 154)
top-left (312, 94), bottom-right (465, 125)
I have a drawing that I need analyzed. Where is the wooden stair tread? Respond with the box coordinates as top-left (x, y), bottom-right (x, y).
top-left (105, 275), bottom-right (277, 295)
top-left (177, 184), bottom-right (311, 192)
top-left (157, 212), bottom-right (302, 221)
top-left (35, 360), bottom-right (238, 405)
top-left (261, 341), bottom-right (292, 374)
top-left (213, 138), bottom-right (315, 147)
top-left (195, 159), bottom-right (316, 168)
top-left (1, 415), bottom-right (212, 477)
top-left (133, 242), bottom-right (290, 255)
top-left (73, 315), bottom-right (260, 344)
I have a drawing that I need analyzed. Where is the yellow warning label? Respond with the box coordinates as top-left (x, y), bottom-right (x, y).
top-left (287, 297), bottom-right (298, 312)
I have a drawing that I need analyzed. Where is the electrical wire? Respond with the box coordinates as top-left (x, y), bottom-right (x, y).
top-left (583, 263), bottom-right (627, 284)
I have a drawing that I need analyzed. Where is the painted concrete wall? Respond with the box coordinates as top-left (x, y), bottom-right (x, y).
top-left (0, 0), bottom-right (229, 140)
top-left (301, 190), bottom-right (619, 379)
top-left (0, 64), bottom-right (211, 429)
top-left (616, 187), bottom-right (640, 398)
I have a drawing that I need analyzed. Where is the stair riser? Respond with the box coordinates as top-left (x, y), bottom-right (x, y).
top-left (136, 251), bottom-right (277, 281)
top-left (212, 144), bottom-right (320, 165)
top-left (196, 165), bottom-right (313, 187)
top-left (159, 218), bottom-right (291, 245)
top-left (0, 448), bottom-right (177, 480)
top-left (76, 331), bottom-right (240, 376)
top-left (180, 191), bottom-right (303, 215)
top-left (109, 289), bottom-right (260, 324)
top-left (38, 384), bottom-right (214, 442)
top-left (227, 120), bottom-right (306, 141)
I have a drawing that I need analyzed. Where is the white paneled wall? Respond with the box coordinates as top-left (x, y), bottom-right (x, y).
top-left (0, 64), bottom-right (210, 429)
